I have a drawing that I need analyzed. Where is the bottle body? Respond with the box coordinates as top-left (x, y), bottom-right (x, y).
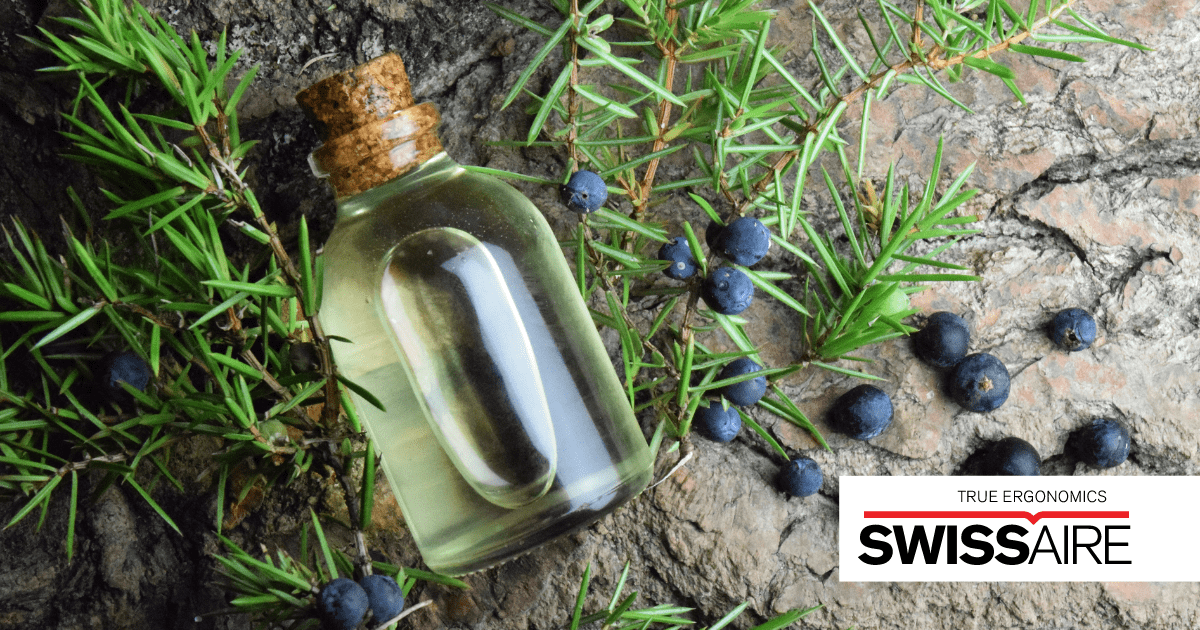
top-left (319, 154), bottom-right (652, 575)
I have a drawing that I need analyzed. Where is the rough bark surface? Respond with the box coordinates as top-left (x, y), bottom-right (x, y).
top-left (1, 0), bottom-right (1198, 629)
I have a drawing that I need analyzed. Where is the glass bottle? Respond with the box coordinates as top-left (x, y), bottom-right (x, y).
top-left (296, 53), bottom-right (653, 576)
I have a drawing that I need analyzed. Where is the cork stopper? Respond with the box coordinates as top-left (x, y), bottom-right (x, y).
top-left (296, 53), bottom-right (443, 198)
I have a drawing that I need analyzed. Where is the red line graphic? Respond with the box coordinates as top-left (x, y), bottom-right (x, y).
top-left (863, 511), bottom-right (1129, 525)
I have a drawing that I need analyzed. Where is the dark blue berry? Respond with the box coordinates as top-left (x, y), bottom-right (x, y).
top-left (705, 219), bottom-right (725, 251)
top-left (319, 577), bottom-right (369, 630)
top-left (1050, 308), bottom-right (1096, 352)
top-left (561, 170), bottom-right (607, 213)
top-left (289, 341), bottom-right (321, 373)
top-left (912, 311), bottom-right (970, 369)
top-left (100, 350), bottom-right (151, 401)
top-left (693, 402), bottom-right (741, 442)
top-left (658, 237), bottom-right (697, 280)
top-left (777, 457), bottom-right (823, 497)
top-left (717, 357), bottom-right (767, 406)
top-left (1069, 418), bottom-right (1130, 468)
top-left (830, 384), bottom-right (893, 440)
top-left (701, 266), bottom-right (754, 315)
top-left (981, 437), bottom-right (1040, 476)
top-left (947, 353), bottom-right (1010, 412)
top-left (715, 216), bottom-right (770, 267)
top-left (359, 574), bottom-right (405, 625)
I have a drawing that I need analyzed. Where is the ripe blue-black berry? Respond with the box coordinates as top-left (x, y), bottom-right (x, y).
top-left (701, 266), bottom-right (754, 315)
top-left (717, 357), bottom-right (766, 406)
top-left (715, 216), bottom-right (770, 266)
top-left (658, 237), bottom-right (697, 280)
top-left (777, 457), bottom-right (823, 497)
top-left (693, 402), bottom-right (741, 442)
top-left (359, 574), bottom-right (405, 625)
top-left (289, 341), bottom-right (320, 373)
top-left (1050, 308), bottom-right (1096, 351)
top-left (705, 219), bottom-right (724, 251)
top-left (981, 437), bottom-right (1041, 475)
top-left (100, 350), bottom-right (151, 401)
top-left (318, 578), bottom-right (369, 630)
top-left (830, 384), bottom-right (893, 440)
top-left (912, 311), bottom-right (970, 369)
top-left (561, 170), bottom-right (607, 213)
top-left (1069, 418), bottom-right (1130, 468)
top-left (947, 353), bottom-right (1010, 412)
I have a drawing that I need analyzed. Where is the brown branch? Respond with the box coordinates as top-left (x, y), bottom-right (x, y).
top-left (56, 449), bottom-right (134, 476)
top-left (324, 447), bottom-right (373, 578)
top-left (912, 0), bottom-right (925, 52)
top-left (567, 0), bottom-right (581, 165)
top-left (634, 0), bottom-right (681, 221)
top-left (239, 349), bottom-right (294, 402)
top-left (194, 121), bottom-right (342, 426)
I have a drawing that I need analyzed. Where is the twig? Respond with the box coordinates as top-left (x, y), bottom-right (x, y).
top-left (634, 0), bottom-right (680, 221)
top-left (374, 599), bottom-right (433, 628)
top-left (912, 0), bottom-right (925, 52)
top-left (193, 122), bottom-right (342, 425)
top-left (648, 436), bottom-right (693, 489)
top-left (324, 447), bottom-right (374, 578)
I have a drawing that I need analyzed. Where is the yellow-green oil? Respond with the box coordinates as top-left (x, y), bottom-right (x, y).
top-left (319, 154), bottom-right (653, 575)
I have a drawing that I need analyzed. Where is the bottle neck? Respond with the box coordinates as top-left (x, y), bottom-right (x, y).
top-left (334, 151), bottom-right (459, 220)
top-left (308, 101), bottom-right (444, 199)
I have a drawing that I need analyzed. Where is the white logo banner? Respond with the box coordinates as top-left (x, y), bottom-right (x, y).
top-left (840, 476), bottom-right (1200, 581)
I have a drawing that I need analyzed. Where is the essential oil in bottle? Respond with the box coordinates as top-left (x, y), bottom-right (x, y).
top-left (296, 53), bottom-right (653, 576)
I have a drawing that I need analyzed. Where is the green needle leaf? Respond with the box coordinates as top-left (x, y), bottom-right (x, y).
top-left (209, 352), bottom-right (265, 382)
top-left (360, 439), bottom-right (376, 531)
top-left (67, 235), bottom-right (117, 302)
top-left (5, 474), bottom-right (62, 530)
top-left (202, 279), bottom-right (294, 298)
top-left (104, 186), bottom-right (188, 220)
top-left (1008, 42), bottom-right (1086, 62)
top-left (127, 476), bottom-right (181, 535)
top-left (962, 55), bottom-right (1016, 80)
top-left (573, 84), bottom-right (639, 118)
top-left (485, 2), bottom-right (555, 37)
top-left (66, 470), bottom-right (78, 562)
top-left (309, 508), bottom-right (337, 581)
top-left (570, 563), bottom-right (592, 630)
top-left (298, 214), bottom-right (315, 317)
top-left (740, 410), bottom-right (789, 460)
top-left (527, 65), bottom-right (572, 145)
top-left (576, 37), bottom-right (686, 107)
top-left (224, 64), bottom-right (260, 116)
top-left (1051, 19), bottom-right (1152, 51)
top-left (809, 1), bottom-right (868, 81)
top-left (397, 567), bottom-right (468, 589)
top-left (738, 267), bottom-right (810, 316)
top-left (504, 18), bottom-right (572, 111)
top-left (32, 304), bottom-right (102, 350)
top-left (337, 373), bottom-right (386, 412)
top-left (761, 387), bottom-right (830, 450)
top-left (750, 605), bottom-right (824, 630)
top-left (1, 282), bottom-right (51, 311)
top-left (710, 602), bottom-right (751, 630)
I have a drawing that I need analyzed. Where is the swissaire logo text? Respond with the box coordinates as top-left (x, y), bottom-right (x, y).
top-left (840, 477), bottom-right (1200, 581)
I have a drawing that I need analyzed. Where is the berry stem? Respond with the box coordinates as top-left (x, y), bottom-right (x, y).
top-left (324, 448), bottom-right (374, 578)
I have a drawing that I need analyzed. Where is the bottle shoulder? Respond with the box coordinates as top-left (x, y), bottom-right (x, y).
top-left (324, 162), bottom-right (555, 269)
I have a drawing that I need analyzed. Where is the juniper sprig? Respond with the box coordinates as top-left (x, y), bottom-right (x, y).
top-left (484, 0), bottom-right (1146, 458)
